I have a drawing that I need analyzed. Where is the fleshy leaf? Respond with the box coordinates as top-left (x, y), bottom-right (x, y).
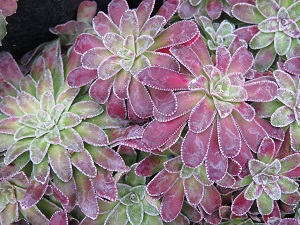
top-left (271, 106), bottom-right (294, 127)
top-left (181, 128), bottom-right (211, 168)
top-left (67, 67), bottom-right (98, 88)
top-left (200, 185), bottom-right (221, 215)
top-left (284, 57), bottom-right (300, 76)
top-left (135, 154), bottom-right (167, 177)
top-left (20, 180), bottom-right (48, 210)
top-left (49, 211), bottom-right (68, 225)
top-left (254, 44), bottom-right (277, 72)
top-left (87, 145), bottom-right (129, 172)
top-left (89, 77), bottom-right (113, 104)
top-left (60, 128), bottom-right (84, 152)
top-left (126, 202), bottom-right (144, 225)
top-left (105, 203), bottom-right (128, 225)
top-left (48, 145), bottom-right (72, 182)
top-left (250, 32), bottom-right (275, 49)
top-left (75, 122), bottom-right (108, 146)
top-left (57, 112), bottom-right (81, 130)
top-left (150, 20), bottom-right (199, 51)
top-left (0, 52), bottom-right (23, 88)
top-left (231, 190), bottom-right (254, 216)
top-left (232, 3), bottom-right (265, 24)
top-left (4, 139), bottom-right (31, 165)
top-left (17, 92), bottom-right (40, 115)
top-left (279, 153), bottom-right (300, 173)
top-left (30, 137), bottom-right (50, 164)
top-left (0, 117), bottom-right (21, 134)
top-left (244, 182), bottom-right (263, 200)
top-left (137, 67), bottom-right (192, 91)
top-left (290, 121), bottom-right (300, 151)
top-left (277, 176), bottom-right (298, 194)
top-left (93, 167), bottom-right (117, 201)
top-left (161, 178), bottom-right (184, 222)
top-left (257, 191), bottom-right (274, 215)
top-left (188, 96), bottom-right (216, 133)
top-left (217, 115), bottom-right (241, 158)
top-left (32, 157), bottom-right (50, 183)
top-left (74, 169), bottom-right (99, 220)
top-left (227, 46), bottom-right (254, 75)
top-left (71, 150), bottom-right (97, 178)
top-left (93, 11), bottom-right (119, 37)
top-left (147, 169), bottom-right (178, 196)
top-left (257, 137), bottom-right (275, 164)
top-left (142, 114), bottom-right (188, 150)
top-left (184, 176), bottom-right (204, 205)
top-left (206, 124), bottom-right (227, 181)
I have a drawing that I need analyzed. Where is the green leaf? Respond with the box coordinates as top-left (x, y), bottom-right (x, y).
top-left (290, 121), bottom-right (300, 151)
top-left (19, 75), bottom-right (37, 97)
top-left (254, 44), bottom-right (276, 71)
top-left (105, 203), bottom-right (128, 225)
top-left (57, 112), bottom-right (81, 130)
top-left (4, 139), bottom-right (31, 165)
top-left (40, 91), bottom-right (55, 113)
top-left (279, 153), bottom-right (300, 173)
top-left (277, 176), bottom-right (299, 194)
top-left (32, 157), bottom-right (50, 183)
top-left (126, 202), bottom-right (144, 225)
top-left (125, 164), bottom-right (146, 186)
top-left (274, 32), bottom-right (291, 56)
top-left (0, 11), bottom-right (6, 46)
top-left (14, 126), bottom-right (36, 140)
top-left (270, 106), bottom-right (295, 127)
top-left (250, 32), bottom-right (275, 49)
top-left (30, 137), bottom-right (50, 164)
top-left (232, 3), bottom-right (266, 24)
top-left (256, 191), bottom-right (273, 215)
top-left (0, 203), bottom-right (18, 225)
top-left (142, 198), bottom-right (159, 216)
top-left (194, 164), bottom-right (213, 186)
top-left (244, 182), bottom-right (263, 200)
top-left (180, 165), bottom-right (194, 179)
top-left (69, 100), bottom-right (103, 119)
top-left (141, 214), bottom-right (163, 225)
top-left (59, 128), bottom-right (84, 152)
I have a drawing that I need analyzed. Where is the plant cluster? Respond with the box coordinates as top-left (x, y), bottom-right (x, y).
top-left (0, 0), bottom-right (300, 224)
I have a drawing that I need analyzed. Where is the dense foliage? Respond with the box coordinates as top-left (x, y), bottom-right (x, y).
top-left (0, 0), bottom-right (299, 224)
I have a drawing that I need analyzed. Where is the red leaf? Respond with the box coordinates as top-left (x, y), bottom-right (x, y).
top-left (137, 67), bottom-right (192, 91)
top-left (136, 0), bottom-right (155, 28)
top-left (107, 93), bottom-right (126, 119)
top-left (147, 169), bottom-right (179, 196)
top-left (74, 170), bottom-right (99, 220)
top-left (0, 52), bottom-right (23, 88)
top-left (216, 47), bottom-right (231, 74)
top-left (20, 180), bottom-right (48, 210)
top-left (227, 46), bottom-right (254, 75)
top-left (113, 69), bottom-right (131, 99)
top-left (234, 25), bottom-right (259, 43)
top-left (88, 145), bottom-right (129, 172)
top-left (284, 57), bottom-right (300, 76)
top-left (164, 156), bottom-right (182, 173)
top-left (142, 114), bottom-right (188, 150)
top-left (170, 45), bottom-right (203, 76)
top-left (150, 20), bottom-right (199, 51)
top-left (206, 0), bottom-right (223, 19)
top-left (135, 154), bottom-right (167, 176)
top-left (244, 80), bottom-right (278, 102)
top-left (89, 77), bottom-right (113, 104)
top-left (161, 178), bottom-right (184, 222)
top-left (188, 96), bottom-right (216, 133)
top-left (156, 0), bottom-right (179, 22)
top-left (49, 211), bottom-right (68, 225)
top-left (93, 168), bottom-right (117, 201)
top-left (128, 78), bottom-right (153, 119)
top-left (200, 186), bottom-right (221, 215)
top-left (67, 67), bottom-right (98, 88)
top-left (206, 123), bottom-right (227, 181)
top-left (51, 182), bottom-right (69, 206)
top-left (217, 115), bottom-right (241, 158)
top-left (149, 89), bottom-right (177, 116)
top-left (184, 176), bottom-right (204, 205)
top-left (231, 190), bottom-right (254, 216)
top-left (71, 150), bottom-right (97, 178)
top-left (234, 112), bottom-right (267, 152)
top-left (108, 0), bottom-right (129, 26)
top-left (73, 33), bottom-right (104, 54)
top-left (181, 128), bottom-right (211, 168)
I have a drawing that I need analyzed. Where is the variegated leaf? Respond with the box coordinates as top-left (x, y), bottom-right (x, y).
top-left (232, 3), bottom-right (265, 24)
top-left (75, 122), bottom-right (108, 146)
top-left (0, 52), bottom-right (23, 88)
top-left (135, 154), bottom-right (167, 177)
top-left (244, 182), bottom-right (263, 200)
top-left (0, 96), bottom-right (23, 117)
top-left (279, 153), bottom-right (300, 174)
top-left (60, 128), bottom-right (84, 152)
top-left (30, 137), bottom-right (50, 165)
top-left (257, 191), bottom-right (274, 215)
top-left (4, 139), bottom-right (31, 165)
top-left (183, 176), bottom-right (204, 205)
top-left (277, 176), bottom-right (298, 194)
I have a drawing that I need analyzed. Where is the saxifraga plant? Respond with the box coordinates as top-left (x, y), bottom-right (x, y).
top-left (0, 0), bottom-right (299, 224)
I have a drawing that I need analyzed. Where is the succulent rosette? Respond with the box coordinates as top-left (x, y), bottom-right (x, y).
top-left (232, 137), bottom-right (300, 221)
top-left (138, 36), bottom-right (281, 182)
top-left (195, 16), bottom-right (239, 51)
top-left (0, 40), bottom-right (143, 220)
top-left (253, 57), bottom-right (300, 151)
top-left (232, 0), bottom-right (300, 71)
top-left (66, 0), bottom-right (200, 120)
top-left (80, 164), bottom-right (164, 225)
